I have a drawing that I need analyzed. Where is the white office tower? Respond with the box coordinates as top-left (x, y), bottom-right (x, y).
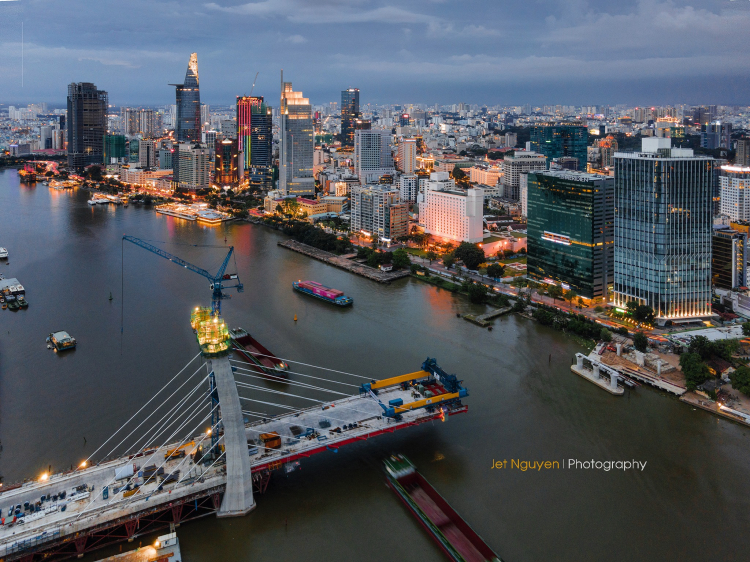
top-left (279, 72), bottom-right (315, 197)
top-left (354, 129), bottom-right (395, 184)
top-left (719, 165), bottom-right (750, 221)
top-left (399, 174), bottom-right (419, 203)
top-left (613, 137), bottom-right (714, 322)
top-left (176, 143), bottom-right (211, 190)
top-left (40, 126), bottom-right (53, 150)
top-left (502, 151), bottom-right (546, 200)
top-left (421, 172), bottom-right (483, 243)
top-left (138, 139), bottom-right (157, 168)
top-left (520, 172), bottom-right (528, 217)
top-left (398, 138), bottom-right (417, 173)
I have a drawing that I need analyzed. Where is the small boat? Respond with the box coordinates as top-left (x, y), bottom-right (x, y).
top-left (87, 200), bottom-right (97, 206)
top-left (292, 280), bottom-right (353, 306)
top-left (7, 299), bottom-right (19, 311)
top-left (17, 295), bottom-right (28, 308)
top-left (1, 303), bottom-right (6, 310)
top-left (0, 248), bottom-right (7, 259)
top-left (47, 331), bottom-right (77, 351)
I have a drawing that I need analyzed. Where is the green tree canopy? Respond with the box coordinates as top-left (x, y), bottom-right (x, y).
top-left (600, 328), bottom-right (612, 342)
top-left (486, 263), bottom-right (504, 279)
top-left (680, 352), bottom-right (711, 391)
top-left (467, 282), bottom-right (488, 304)
top-left (743, 322), bottom-right (750, 337)
top-left (548, 285), bottom-right (564, 301)
top-left (454, 242), bottom-right (485, 270)
top-left (632, 331), bottom-right (648, 353)
top-left (730, 366), bottom-right (750, 396)
top-left (392, 248), bottom-right (411, 269)
top-left (442, 252), bottom-right (456, 269)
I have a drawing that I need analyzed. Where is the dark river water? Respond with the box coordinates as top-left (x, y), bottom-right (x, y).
top-left (0, 169), bottom-right (749, 561)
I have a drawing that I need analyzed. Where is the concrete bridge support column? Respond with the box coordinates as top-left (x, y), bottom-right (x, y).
top-left (610, 372), bottom-right (619, 390)
top-left (577, 355), bottom-right (583, 369)
top-left (208, 356), bottom-right (255, 517)
top-left (616, 343), bottom-right (622, 357)
top-left (592, 363), bottom-right (600, 379)
top-left (656, 360), bottom-right (662, 376)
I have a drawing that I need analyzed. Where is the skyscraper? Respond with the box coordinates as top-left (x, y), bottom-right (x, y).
top-left (249, 101), bottom-right (273, 190)
top-left (67, 82), bottom-right (108, 170)
top-left (279, 72), bottom-right (314, 197)
top-left (354, 129), bottom-right (394, 184)
top-left (613, 138), bottom-right (714, 322)
top-left (530, 122), bottom-right (588, 170)
top-left (341, 88), bottom-right (360, 149)
top-left (237, 96), bottom-right (263, 172)
top-left (172, 53), bottom-right (201, 144)
top-left (215, 138), bottom-right (239, 187)
top-left (526, 170), bottom-right (614, 301)
top-left (398, 139), bottom-right (417, 174)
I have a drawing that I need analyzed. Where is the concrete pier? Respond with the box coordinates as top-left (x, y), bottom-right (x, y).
top-left (571, 353), bottom-right (624, 396)
top-left (209, 356), bottom-right (256, 517)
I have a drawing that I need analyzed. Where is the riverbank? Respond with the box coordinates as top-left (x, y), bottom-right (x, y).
top-left (278, 239), bottom-right (410, 283)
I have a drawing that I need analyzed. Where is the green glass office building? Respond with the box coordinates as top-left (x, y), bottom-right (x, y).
top-left (530, 122), bottom-right (588, 170)
top-left (527, 170), bottom-right (614, 300)
top-left (104, 134), bottom-right (127, 163)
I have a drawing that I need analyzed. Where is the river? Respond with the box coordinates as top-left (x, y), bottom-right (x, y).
top-left (0, 169), bottom-right (748, 561)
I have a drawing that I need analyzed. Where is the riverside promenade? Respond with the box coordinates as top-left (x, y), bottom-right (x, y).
top-left (278, 240), bottom-right (410, 283)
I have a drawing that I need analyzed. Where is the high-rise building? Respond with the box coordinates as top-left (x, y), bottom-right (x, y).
top-left (139, 109), bottom-right (160, 138)
top-left (237, 96), bottom-right (263, 171)
top-left (341, 88), bottom-right (360, 148)
top-left (399, 174), bottom-right (419, 203)
top-left (421, 172), bottom-right (483, 243)
top-left (138, 139), bottom-right (156, 168)
top-left (237, 96), bottom-right (274, 189)
top-left (67, 82), bottom-right (108, 170)
top-left (279, 72), bottom-right (314, 197)
top-left (597, 135), bottom-right (619, 168)
top-left (526, 170), bottom-right (614, 300)
top-left (613, 138), bottom-right (714, 322)
top-left (719, 165), bottom-right (750, 221)
top-left (40, 126), bottom-right (53, 150)
top-left (712, 225), bottom-right (748, 291)
top-left (354, 129), bottom-right (394, 184)
top-left (172, 53), bottom-right (201, 144)
top-left (350, 185), bottom-right (408, 241)
top-left (398, 139), bottom-right (417, 174)
top-left (104, 134), bottom-right (127, 163)
top-left (530, 122), bottom-right (588, 170)
top-left (215, 138), bottom-right (239, 187)
top-left (736, 138), bottom-right (750, 167)
top-left (502, 151), bottom-right (547, 200)
top-left (175, 142), bottom-right (211, 191)
top-left (701, 122), bottom-right (732, 150)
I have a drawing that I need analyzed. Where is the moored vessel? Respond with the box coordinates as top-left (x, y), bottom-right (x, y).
top-left (47, 331), bottom-right (77, 351)
top-left (292, 280), bottom-right (352, 306)
top-left (229, 328), bottom-right (289, 378)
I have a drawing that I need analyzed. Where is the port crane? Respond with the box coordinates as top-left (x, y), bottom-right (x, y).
top-left (122, 235), bottom-right (243, 316)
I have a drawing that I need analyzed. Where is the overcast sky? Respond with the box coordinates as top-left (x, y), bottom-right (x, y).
top-left (0, 0), bottom-right (748, 107)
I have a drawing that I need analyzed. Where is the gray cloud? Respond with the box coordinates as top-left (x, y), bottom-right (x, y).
top-left (0, 0), bottom-right (747, 105)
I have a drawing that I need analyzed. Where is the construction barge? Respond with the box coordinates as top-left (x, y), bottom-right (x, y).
top-left (229, 328), bottom-right (289, 378)
top-left (0, 358), bottom-right (468, 561)
top-left (385, 455), bottom-right (501, 562)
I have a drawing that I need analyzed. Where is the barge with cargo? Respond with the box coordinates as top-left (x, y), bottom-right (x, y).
top-left (385, 454), bottom-right (501, 562)
top-left (293, 280), bottom-right (352, 306)
top-left (229, 327), bottom-right (289, 378)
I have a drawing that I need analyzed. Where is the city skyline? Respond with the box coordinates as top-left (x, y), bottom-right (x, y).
top-left (1, 0), bottom-right (750, 106)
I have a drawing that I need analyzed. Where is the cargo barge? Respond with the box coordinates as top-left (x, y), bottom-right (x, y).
top-left (229, 328), bottom-right (289, 378)
top-left (385, 454), bottom-right (501, 562)
top-left (47, 331), bottom-right (77, 352)
top-left (292, 280), bottom-right (352, 306)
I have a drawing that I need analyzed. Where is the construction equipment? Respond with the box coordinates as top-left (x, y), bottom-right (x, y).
top-left (122, 236), bottom-right (243, 316)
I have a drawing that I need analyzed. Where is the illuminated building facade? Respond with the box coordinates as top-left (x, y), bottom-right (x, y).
top-left (526, 170), bottom-right (614, 300)
top-left (67, 82), bottom-right (108, 170)
top-left (215, 138), bottom-right (239, 187)
top-left (341, 88), bottom-right (360, 149)
top-left (237, 96), bottom-right (263, 171)
top-left (719, 166), bottom-right (750, 221)
top-left (530, 122), bottom-right (588, 170)
top-left (249, 101), bottom-right (273, 189)
top-left (173, 53), bottom-right (201, 144)
top-left (613, 138), bottom-right (714, 322)
top-left (279, 73), bottom-right (315, 197)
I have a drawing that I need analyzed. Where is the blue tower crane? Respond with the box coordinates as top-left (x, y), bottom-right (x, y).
top-left (122, 235), bottom-right (244, 316)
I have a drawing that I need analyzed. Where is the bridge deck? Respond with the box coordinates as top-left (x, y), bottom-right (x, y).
top-left (0, 385), bottom-right (462, 557)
